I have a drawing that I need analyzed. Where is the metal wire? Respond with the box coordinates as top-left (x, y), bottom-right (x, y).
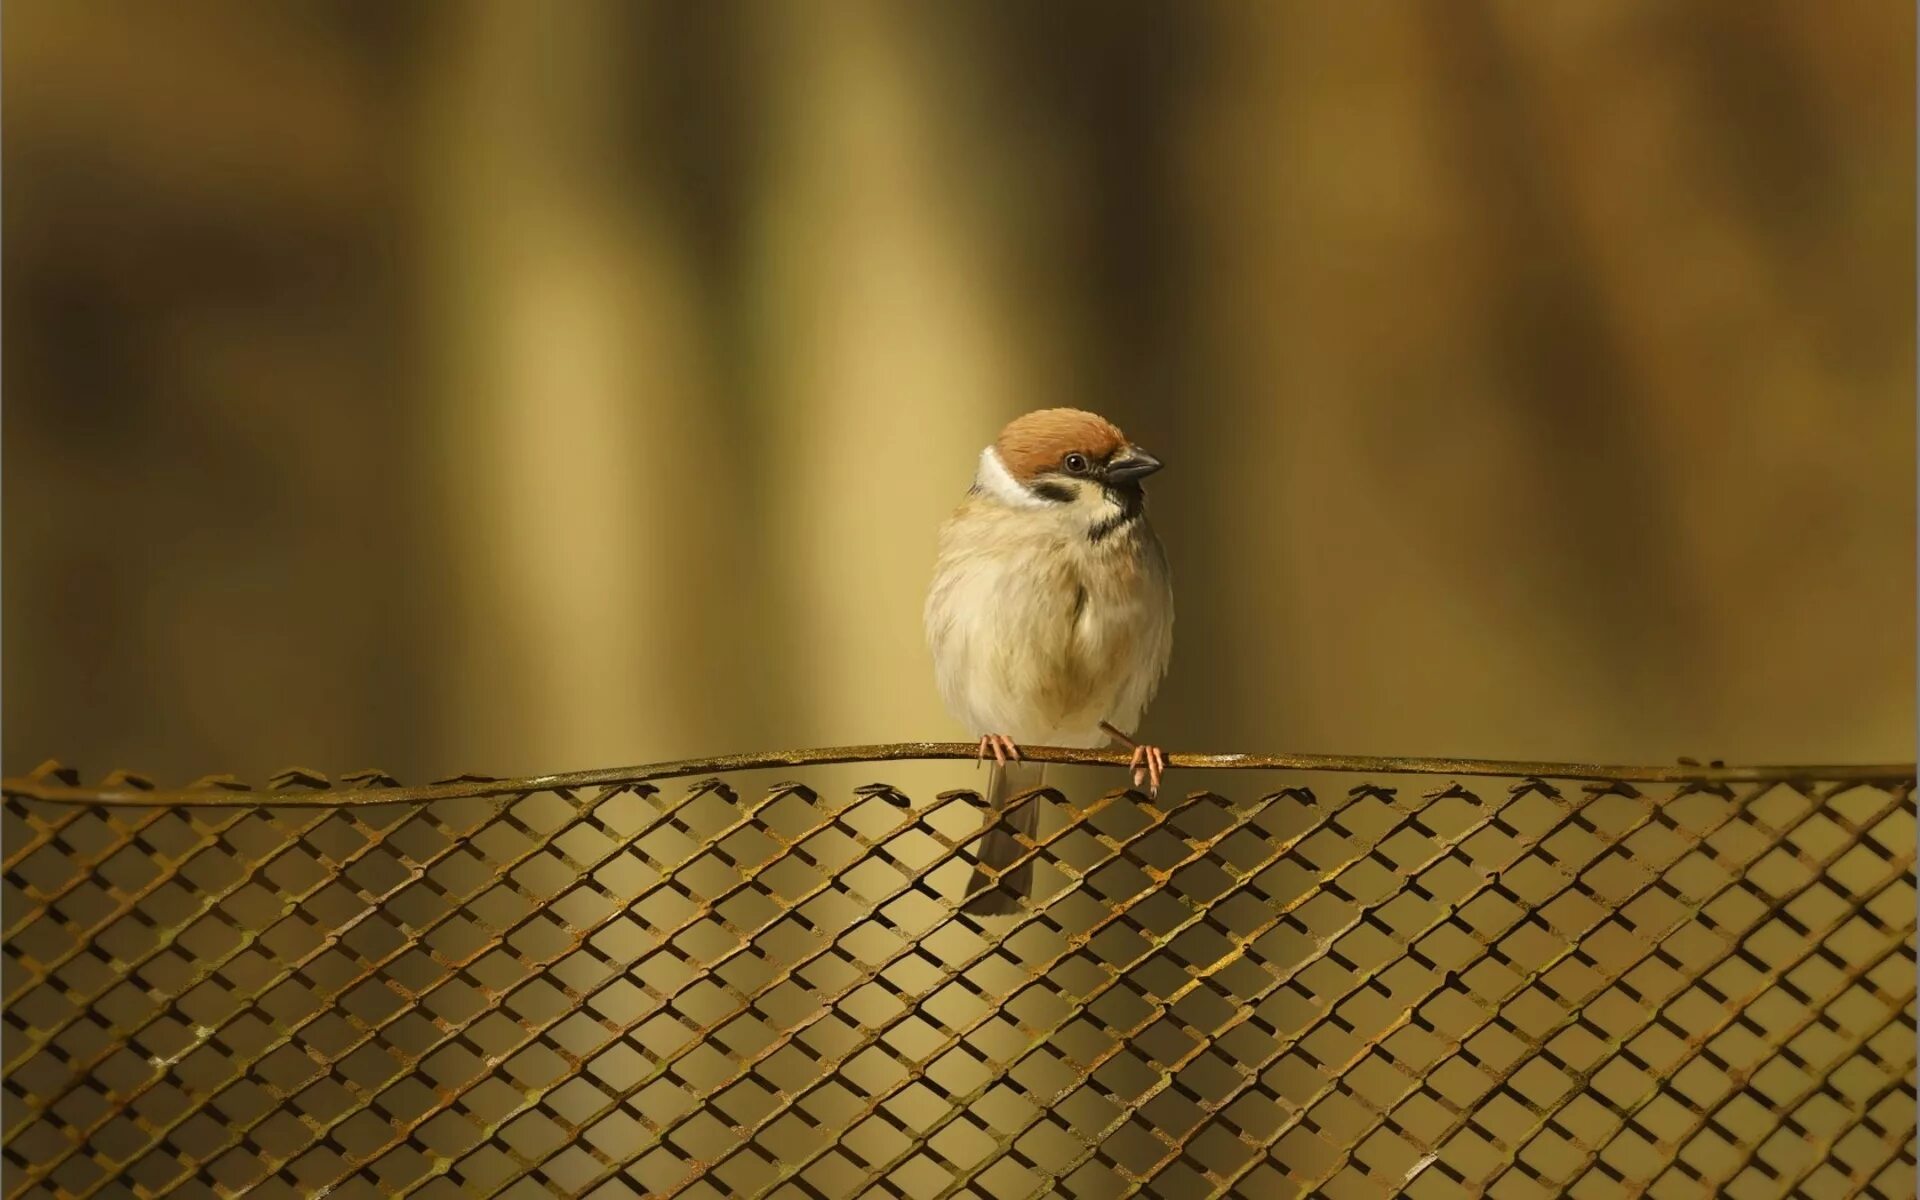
top-left (3, 748), bottom-right (1914, 1198)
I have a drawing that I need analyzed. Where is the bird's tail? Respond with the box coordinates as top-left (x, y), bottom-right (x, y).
top-left (963, 759), bottom-right (1045, 916)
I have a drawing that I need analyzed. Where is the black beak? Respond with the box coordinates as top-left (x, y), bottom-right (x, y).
top-left (1105, 448), bottom-right (1163, 483)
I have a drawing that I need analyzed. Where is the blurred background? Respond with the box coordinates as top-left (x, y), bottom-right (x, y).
top-left (4, 1), bottom-right (1914, 785)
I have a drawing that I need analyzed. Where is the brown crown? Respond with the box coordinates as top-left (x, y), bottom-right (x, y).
top-left (993, 408), bottom-right (1127, 482)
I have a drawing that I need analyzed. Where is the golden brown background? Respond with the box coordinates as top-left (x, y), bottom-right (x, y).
top-left (4, 2), bottom-right (1914, 786)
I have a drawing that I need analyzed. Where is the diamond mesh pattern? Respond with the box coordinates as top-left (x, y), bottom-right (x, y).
top-left (3, 763), bottom-right (1914, 1199)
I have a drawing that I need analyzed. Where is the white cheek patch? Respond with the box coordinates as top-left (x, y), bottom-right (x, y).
top-left (974, 446), bottom-right (1049, 509)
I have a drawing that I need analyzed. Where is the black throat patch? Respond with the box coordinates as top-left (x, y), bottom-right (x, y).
top-left (1088, 484), bottom-right (1144, 544)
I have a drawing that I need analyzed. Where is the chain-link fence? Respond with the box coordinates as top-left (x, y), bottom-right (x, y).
top-left (3, 747), bottom-right (1914, 1199)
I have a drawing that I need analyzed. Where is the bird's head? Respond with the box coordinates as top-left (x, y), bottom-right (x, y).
top-left (974, 408), bottom-right (1163, 541)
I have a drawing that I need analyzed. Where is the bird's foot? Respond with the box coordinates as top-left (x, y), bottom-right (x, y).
top-left (1100, 721), bottom-right (1166, 797)
top-left (1127, 744), bottom-right (1167, 797)
top-left (976, 734), bottom-right (1021, 768)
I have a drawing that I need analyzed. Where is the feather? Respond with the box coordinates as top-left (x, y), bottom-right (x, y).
top-left (963, 759), bottom-right (1046, 915)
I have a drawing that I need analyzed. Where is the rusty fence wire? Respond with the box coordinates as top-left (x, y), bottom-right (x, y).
top-left (2, 746), bottom-right (1915, 1199)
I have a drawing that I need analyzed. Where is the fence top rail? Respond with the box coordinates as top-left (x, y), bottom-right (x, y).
top-left (3, 743), bottom-right (1913, 807)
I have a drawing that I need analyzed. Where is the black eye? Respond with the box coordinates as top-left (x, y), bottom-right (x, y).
top-left (1063, 453), bottom-right (1089, 475)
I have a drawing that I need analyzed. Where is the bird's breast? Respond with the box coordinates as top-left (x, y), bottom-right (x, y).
top-left (927, 508), bottom-right (1171, 743)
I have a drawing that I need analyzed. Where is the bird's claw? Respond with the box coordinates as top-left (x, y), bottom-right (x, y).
top-left (1128, 744), bottom-right (1167, 797)
top-left (976, 734), bottom-right (1021, 768)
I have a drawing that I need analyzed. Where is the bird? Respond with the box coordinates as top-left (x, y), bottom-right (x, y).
top-left (925, 408), bottom-right (1175, 916)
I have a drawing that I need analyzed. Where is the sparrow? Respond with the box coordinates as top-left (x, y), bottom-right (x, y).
top-left (925, 408), bottom-right (1175, 915)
